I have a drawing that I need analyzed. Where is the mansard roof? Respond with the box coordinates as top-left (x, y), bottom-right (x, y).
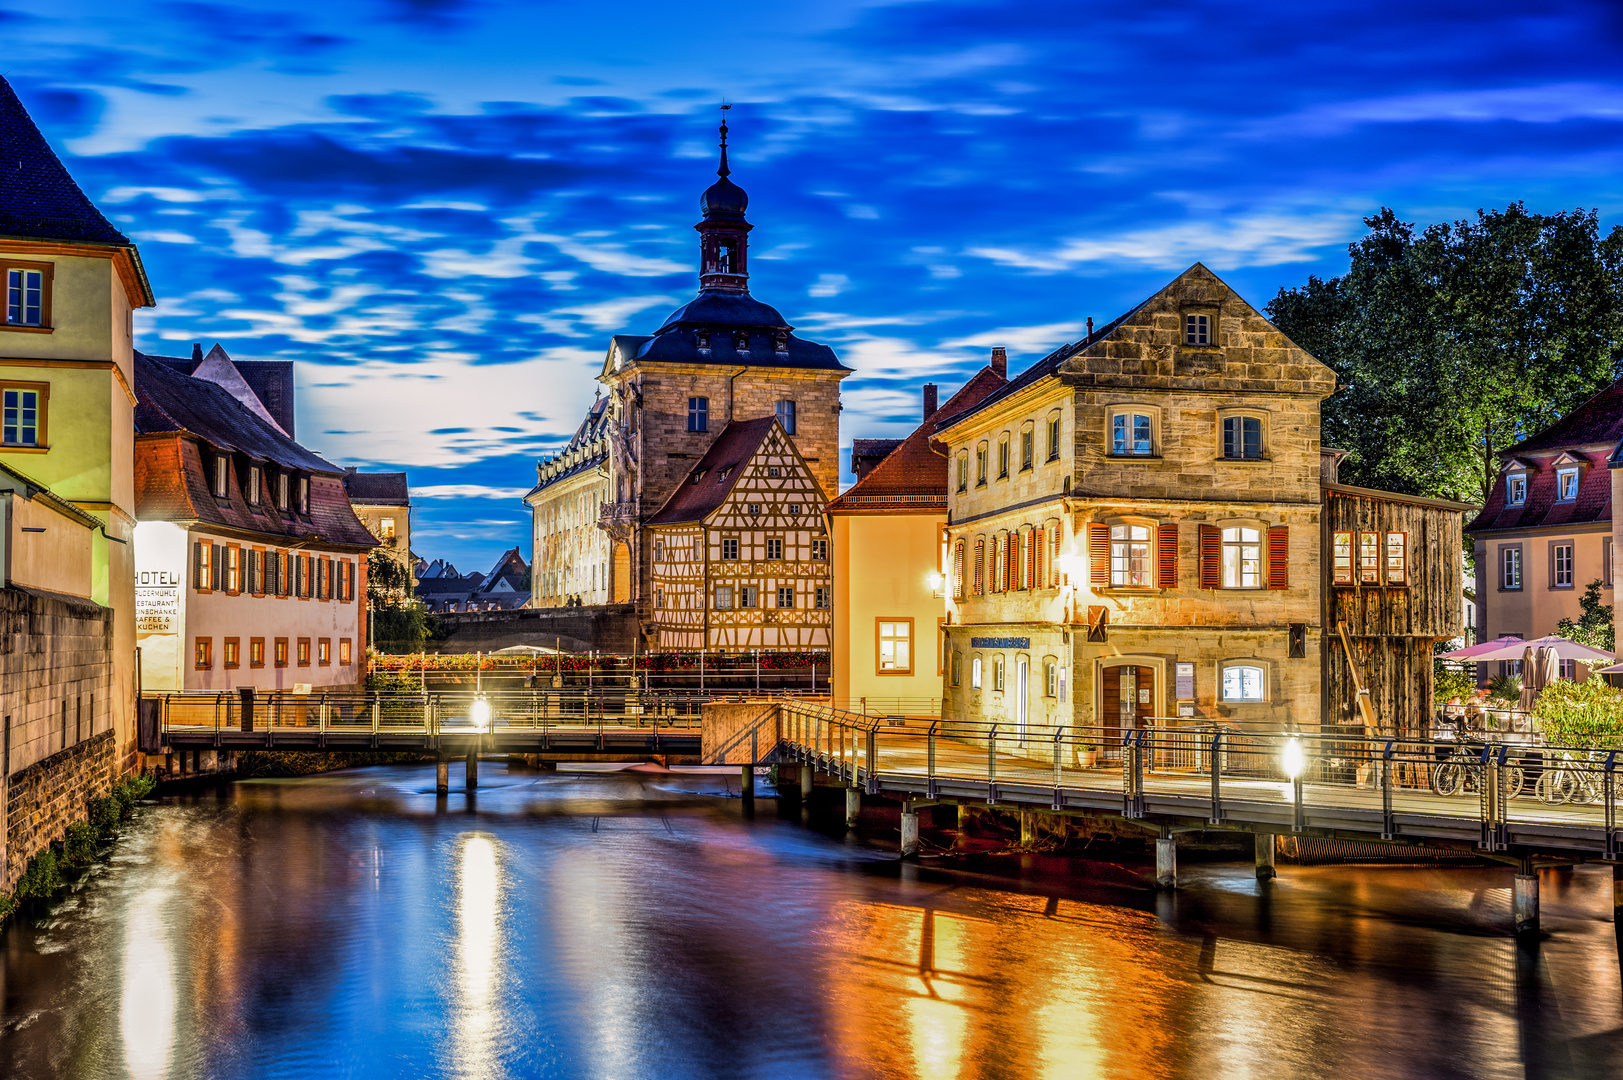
top-left (645, 416), bottom-right (779, 525)
top-left (1466, 447), bottom-right (1611, 533)
top-left (1503, 380), bottom-right (1623, 455)
top-left (0, 76), bottom-right (129, 246)
top-left (829, 366), bottom-right (1008, 514)
top-left (607, 310), bottom-right (846, 373)
top-left (527, 394), bottom-right (613, 499)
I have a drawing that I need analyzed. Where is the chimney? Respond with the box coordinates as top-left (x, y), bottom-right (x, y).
top-left (190, 342), bottom-right (203, 364)
top-left (923, 383), bottom-right (938, 421)
top-left (990, 346), bottom-right (1007, 378)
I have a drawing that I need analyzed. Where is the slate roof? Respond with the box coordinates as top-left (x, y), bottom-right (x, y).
top-left (612, 310), bottom-right (846, 372)
top-left (141, 347), bottom-right (297, 438)
top-left (1503, 381), bottom-right (1623, 455)
top-left (344, 470), bottom-right (410, 505)
top-left (135, 354), bottom-right (337, 474)
top-left (645, 417), bottom-right (779, 525)
top-left (828, 367), bottom-right (1009, 513)
top-left (527, 394), bottom-right (613, 498)
top-left (0, 77), bottom-right (130, 246)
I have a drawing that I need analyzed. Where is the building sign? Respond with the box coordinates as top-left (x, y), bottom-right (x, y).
top-left (1176, 662), bottom-right (1195, 700)
top-left (970, 636), bottom-right (1029, 649)
top-left (135, 568), bottom-right (181, 634)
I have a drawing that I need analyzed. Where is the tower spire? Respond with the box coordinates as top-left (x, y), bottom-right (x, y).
top-left (718, 102), bottom-right (731, 178)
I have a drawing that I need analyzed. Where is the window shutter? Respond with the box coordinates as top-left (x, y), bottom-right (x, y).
top-left (1198, 525), bottom-right (1221, 588)
top-left (1032, 527), bottom-right (1044, 589)
top-left (1050, 526), bottom-right (1061, 586)
top-left (974, 540), bottom-right (984, 594)
top-left (953, 542), bottom-right (964, 598)
top-left (212, 544), bottom-right (225, 592)
top-left (1157, 522), bottom-right (1178, 589)
top-left (192, 541), bottom-right (204, 590)
top-left (1088, 523), bottom-right (1109, 585)
top-left (1267, 525), bottom-right (1289, 589)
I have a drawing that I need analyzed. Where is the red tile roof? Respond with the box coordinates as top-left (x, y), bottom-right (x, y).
top-left (1503, 380), bottom-right (1623, 455)
top-left (826, 366), bottom-right (1007, 513)
top-left (645, 417), bottom-right (779, 525)
top-left (1466, 448), bottom-right (1611, 533)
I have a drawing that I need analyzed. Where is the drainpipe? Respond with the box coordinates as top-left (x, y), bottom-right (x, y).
top-left (726, 366), bottom-right (747, 425)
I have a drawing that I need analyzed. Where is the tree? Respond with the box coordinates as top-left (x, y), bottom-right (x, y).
top-left (368, 544), bottom-right (433, 652)
top-left (1556, 578), bottom-right (1615, 654)
top-left (1268, 205), bottom-right (1623, 503)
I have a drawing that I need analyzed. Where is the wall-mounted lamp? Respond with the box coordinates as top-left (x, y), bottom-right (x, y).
top-left (927, 571), bottom-right (945, 599)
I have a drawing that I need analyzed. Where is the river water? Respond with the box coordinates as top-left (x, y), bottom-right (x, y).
top-left (3, 762), bottom-right (1623, 1080)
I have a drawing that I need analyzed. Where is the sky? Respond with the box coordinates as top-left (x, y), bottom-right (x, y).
top-left (10, 0), bottom-right (1623, 573)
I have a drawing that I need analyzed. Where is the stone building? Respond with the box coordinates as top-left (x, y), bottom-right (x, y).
top-left (343, 468), bottom-right (412, 557)
top-left (937, 265), bottom-right (1337, 744)
top-left (525, 119), bottom-right (850, 646)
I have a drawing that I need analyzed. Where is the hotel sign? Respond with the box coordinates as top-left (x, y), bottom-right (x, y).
top-left (135, 568), bottom-right (181, 635)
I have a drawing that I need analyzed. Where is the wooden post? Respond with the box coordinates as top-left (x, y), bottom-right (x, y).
top-left (436, 755), bottom-right (449, 795)
top-left (1020, 811), bottom-right (1036, 848)
top-left (845, 787), bottom-right (860, 828)
top-left (1515, 861), bottom-right (1539, 938)
top-left (1156, 827), bottom-right (1176, 889)
top-left (741, 763), bottom-right (754, 815)
top-left (955, 803), bottom-right (971, 849)
top-left (901, 802), bottom-right (919, 858)
top-left (465, 747), bottom-right (478, 790)
top-left (800, 763), bottom-right (813, 794)
top-left (1255, 833), bottom-right (1276, 880)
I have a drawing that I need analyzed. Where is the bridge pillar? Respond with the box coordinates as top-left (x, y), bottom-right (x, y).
top-left (1020, 812), bottom-right (1036, 848)
top-left (436, 756), bottom-right (449, 795)
top-left (1514, 862), bottom-right (1539, 938)
top-left (800, 763), bottom-right (813, 795)
top-left (741, 765), bottom-right (755, 815)
top-left (845, 787), bottom-right (861, 829)
top-left (1156, 827), bottom-right (1176, 889)
top-left (1255, 833), bottom-right (1276, 880)
top-left (955, 804), bottom-right (972, 849)
top-left (465, 748), bottom-right (478, 790)
top-left (901, 804), bottom-right (919, 858)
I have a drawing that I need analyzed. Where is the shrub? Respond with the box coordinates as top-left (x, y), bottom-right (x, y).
top-left (88, 795), bottom-right (120, 836)
top-left (62, 822), bottom-right (98, 869)
top-left (15, 851), bottom-right (62, 901)
top-left (1533, 677), bottom-right (1623, 749)
top-left (111, 774), bottom-right (155, 818)
top-left (1434, 662), bottom-right (1476, 703)
top-left (1486, 674), bottom-right (1522, 707)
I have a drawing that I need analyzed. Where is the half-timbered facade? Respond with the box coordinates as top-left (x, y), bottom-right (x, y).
top-left (645, 417), bottom-right (831, 651)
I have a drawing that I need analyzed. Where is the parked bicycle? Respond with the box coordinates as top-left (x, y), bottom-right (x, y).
top-left (1534, 749), bottom-right (1606, 805)
top-left (1430, 718), bottom-right (1525, 799)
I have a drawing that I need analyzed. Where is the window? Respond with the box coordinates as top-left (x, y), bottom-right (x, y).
top-left (1358, 532), bottom-right (1380, 585)
top-left (767, 466), bottom-right (780, 478)
top-left (811, 538), bottom-right (827, 561)
top-left (950, 650), bottom-right (962, 687)
top-left (1506, 474), bottom-right (1527, 506)
top-left (953, 540), bottom-right (966, 598)
top-left (1332, 531), bottom-right (1353, 585)
top-left (339, 639), bottom-right (352, 666)
top-left (249, 638), bottom-right (265, 667)
top-left (1111, 412), bottom-right (1153, 456)
top-left (226, 545), bottom-right (241, 593)
top-left (223, 638), bottom-right (239, 669)
top-left (993, 656), bottom-right (1005, 692)
top-left (194, 638), bottom-right (212, 670)
top-left (274, 638), bottom-right (289, 667)
top-left (997, 436), bottom-right (1009, 478)
top-left (1222, 415), bottom-right (1262, 460)
top-left (194, 542), bottom-right (212, 592)
top-left (1557, 468), bottom-right (1579, 502)
top-left (1221, 663), bottom-right (1266, 702)
top-left (277, 472), bottom-right (290, 511)
top-left (1045, 660), bottom-right (1057, 698)
top-left (748, 503), bottom-right (760, 516)
top-left (715, 586), bottom-right (734, 609)
top-left (815, 586), bottom-right (830, 609)
top-left (1221, 527), bottom-right (1263, 589)
top-left (777, 586), bottom-right (795, 608)
top-left (693, 536), bottom-right (703, 559)
top-left (1047, 414), bottom-right (1061, 461)
top-left (789, 504), bottom-right (801, 516)
top-left (1553, 542), bottom-right (1574, 588)
top-left (776, 400), bottom-right (797, 435)
top-left (739, 585), bottom-right (757, 608)
top-left (1502, 546), bottom-right (1522, 590)
top-left (766, 537), bottom-right (783, 560)
top-left (654, 539), bottom-right (665, 562)
top-left (1185, 313), bottom-right (1211, 345)
top-left (956, 452), bottom-right (968, 492)
top-left (971, 656), bottom-right (983, 689)
top-left (654, 588), bottom-right (664, 609)
top-left (1109, 524), bottom-right (1153, 587)
top-left (877, 620), bottom-right (912, 673)
top-left (1559, 658), bottom-right (1576, 680)
top-left (297, 638), bottom-right (311, 666)
top-left (4, 264), bottom-right (48, 327)
top-left (1385, 532), bottom-right (1407, 585)
top-left (1608, 538), bottom-right (1615, 587)
top-left (318, 639), bottom-right (331, 665)
top-left (1, 384), bottom-right (44, 448)
top-left (246, 465), bottom-right (261, 506)
top-left (297, 476), bottom-right (309, 514)
top-left (1020, 426), bottom-right (1034, 470)
top-left (687, 397), bottom-right (709, 432)
top-left (973, 538), bottom-right (985, 594)
top-left (722, 536), bottom-right (739, 560)
top-left (976, 444), bottom-right (988, 486)
top-left (379, 517), bottom-right (395, 540)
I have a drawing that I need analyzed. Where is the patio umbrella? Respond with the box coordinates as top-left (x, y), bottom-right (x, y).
top-left (1461, 635), bottom-right (1614, 663)
top-left (1518, 646), bottom-right (1538, 713)
top-left (1437, 635), bottom-right (1534, 660)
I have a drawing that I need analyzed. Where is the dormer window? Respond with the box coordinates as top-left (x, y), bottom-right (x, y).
top-left (1557, 467), bottom-right (1579, 502)
top-left (773, 331), bottom-right (788, 353)
top-left (212, 455), bottom-right (230, 499)
top-left (692, 469), bottom-right (707, 485)
top-left (297, 476), bottom-right (309, 515)
top-left (1506, 474), bottom-right (1527, 506)
top-left (247, 465), bottom-right (262, 506)
top-left (733, 331), bottom-right (749, 351)
top-left (717, 467), bottom-right (731, 482)
top-left (277, 472), bottom-right (290, 511)
top-left (695, 329), bottom-right (710, 350)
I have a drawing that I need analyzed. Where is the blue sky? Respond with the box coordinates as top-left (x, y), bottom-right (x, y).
top-left (11, 0), bottom-right (1623, 573)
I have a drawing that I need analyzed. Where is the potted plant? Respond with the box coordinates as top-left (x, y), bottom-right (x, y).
top-left (1076, 742), bottom-right (1098, 768)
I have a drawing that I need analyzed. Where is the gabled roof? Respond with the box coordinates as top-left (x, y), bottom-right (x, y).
top-left (344, 470), bottom-right (409, 505)
top-left (135, 354), bottom-right (339, 474)
top-left (1466, 448), bottom-right (1610, 533)
top-left (645, 416), bottom-right (779, 525)
top-left (829, 366), bottom-right (1008, 513)
top-left (141, 347), bottom-right (297, 438)
top-left (0, 77), bottom-right (129, 246)
top-left (1504, 380), bottom-right (1623, 455)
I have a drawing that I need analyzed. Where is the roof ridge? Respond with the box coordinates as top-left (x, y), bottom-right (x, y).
top-left (0, 76), bottom-right (131, 246)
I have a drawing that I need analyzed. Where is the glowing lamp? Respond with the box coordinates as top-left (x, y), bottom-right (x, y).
top-left (1057, 553), bottom-right (1085, 583)
top-left (470, 696), bottom-right (491, 732)
top-left (927, 572), bottom-right (945, 597)
top-left (1282, 736), bottom-right (1305, 781)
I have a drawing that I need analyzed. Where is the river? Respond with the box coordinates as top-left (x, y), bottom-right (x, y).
top-left (2, 762), bottom-right (1622, 1079)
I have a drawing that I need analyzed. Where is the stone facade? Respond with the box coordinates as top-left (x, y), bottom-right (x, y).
top-left (938, 264), bottom-right (1337, 744)
top-left (0, 586), bottom-right (116, 892)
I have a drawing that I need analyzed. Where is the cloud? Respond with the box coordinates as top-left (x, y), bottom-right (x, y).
top-left (411, 484), bottom-right (532, 499)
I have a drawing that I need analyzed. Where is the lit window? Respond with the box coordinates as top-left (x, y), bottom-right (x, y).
top-left (715, 586), bottom-right (734, 609)
top-left (1112, 412), bottom-right (1153, 456)
top-left (274, 639), bottom-right (289, 667)
top-left (249, 639), bottom-right (265, 667)
top-left (1554, 543), bottom-right (1574, 587)
top-left (1185, 313), bottom-right (1211, 345)
top-left (1109, 524), bottom-right (1153, 587)
top-left (1332, 531), bottom-right (1353, 585)
top-left (993, 656), bottom-right (1005, 691)
top-left (1221, 527), bottom-right (1262, 589)
top-left (722, 536), bottom-right (739, 560)
top-left (1045, 660), bottom-right (1057, 697)
top-left (297, 638), bottom-right (311, 666)
top-left (318, 638), bottom-right (331, 665)
top-left (777, 586), bottom-right (795, 608)
top-left (878, 620), bottom-right (912, 673)
top-left (687, 397), bottom-right (709, 432)
top-left (1557, 468), bottom-right (1579, 501)
top-left (811, 538), bottom-right (827, 561)
top-left (1222, 416), bottom-right (1262, 459)
top-left (815, 586), bottom-right (830, 609)
top-left (1385, 532), bottom-right (1407, 585)
top-left (223, 639), bottom-right (239, 668)
top-left (776, 400), bottom-right (796, 435)
top-left (971, 656), bottom-right (983, 689)
top-left (1506, 474), bottom-right (1526, 506)
top-left (247, 465), bottom-right (261, 506)
top-left (766, 537), bottom-right (783, 560)
top-left (1502, 547), bottom-right (1522, 589)
top-left (1358, 532), bottom-right (1380, 585)
top-left (1221, 664), bottom-right (1265, 702)
top-left (976, 444), bottom-right (988, 486)
top-left (339, 639), bottom-right (352, 666)
top-left (227, 546), bottom-right (240, 592)
top-left (379, 517), bottom-right (396, 540)
top-left (194, 638), bottom-right (212, 669)
top-left (213, 456), bottom-right (229, 498)
top-left (2, 386), bottom-right (40, 446)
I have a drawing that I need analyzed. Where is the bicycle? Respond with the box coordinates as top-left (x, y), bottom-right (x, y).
top-left (1534, 749), bottom-right (1605, 805)
top-left (1430, 718), bottom-right (1525, 799)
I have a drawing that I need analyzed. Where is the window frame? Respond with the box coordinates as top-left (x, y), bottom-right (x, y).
top-left (1218, 410), bottom-right (1267, 461)
top-left (249, 638), bottom-right (265, 668)
top-left (1556, 467), bottom-right (1580, 502)
top-left (1184, 311), bottom-right (1214, 346)
top-left (1385, 531), bottom-right (1408, 586)
top-left (318, 638), bottom-right (332, 666)
top-left (715, 585), bottom-right (734, 609)
top-left (0, 381), bottom-right (48, 448)
top-left (1046, 412), bottom-right (1062, 462)
top-left (1332, 530), bottom-right (1354, 586)
top-left (212, 455), bottom-right (230, 499)
top-left (811, 538), bottom-right (827, 561)
top-left (776, 399), bottom-right (796, 435)
top-left (1220, 525), bottom-right (1265, 590)
top-left (815, 585), bottom-right (830, 609)
top-left (776, 585), bottom-right (795, 609)
top-left (1106, 405), bottom-right (1158, 458)
top-left (274, 638), bottom-right (289, 667)
top-left (971, 655), bottom-right (983, 689)
top-left (722, 536), bottom-right (740, 560)
top-left (765, 536), bottom-right (784, 561)
top-left (1108, 522), bottom-right (1155, 589)
top-left (876, 618), bottom-right (914, 675)
top-left (975, 443), bottom-right (989, 486)
top-left (997, 435), bottom-right (1010, 479)
top-left (1500, 544), bottom-right (1523, 591)
top-left (1358, 531), bottom-right (1381, 586)
top-left (339, 638), bottom-right (352, 666)
top-left (956, 451), bottom-right (969, 492)
top-left (194, 637), bottom-right (212, 670)
top-left (993, 655), bottom-right (1005, 692)
top-left (1218, 660), bottom-right (1269, 703)
top-left (297, 476), bottom-right (310, 515)
top-left (223, 637), bottom-right (240, 669)
top-left (0, 259), bottom-right (54, 332)
top-left (246, 465), bottom-right (262, 506)
top-left (1550, 539), bottom-right (1575, 589)
top-left (687, 396), bottom-right (709, 433)
top-left (1506, 472), bottom-right (1527, 507)
top-left (297, 638), bottom-right (312, 667)
top-left (1020, 423), bottom-right (1034, 471)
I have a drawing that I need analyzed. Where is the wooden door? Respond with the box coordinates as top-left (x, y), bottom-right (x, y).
top-left (612, 542), bottom-right (631, 603)
top-left (1102, 665), bottom-right (1154, 758)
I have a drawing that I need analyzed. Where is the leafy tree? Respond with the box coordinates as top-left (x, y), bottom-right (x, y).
top-left (1269, 205), bottom-right (1623, 503)
top-left (368, 544), bottom-right (434, 652)
top-left (1556, 578), bottom-right (1615, 654)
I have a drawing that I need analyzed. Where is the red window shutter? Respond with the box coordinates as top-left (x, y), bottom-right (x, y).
top-left (1157, 522), bottom-right (1178, 589)
top-left (1033, 527), bottom-right (1045, 589)
top-left (1050, 527), bottom-right (1061, 586)
top-left (1088, 523), bottom-right (1110, 585)
top-left (1268, 525), bottom-right (1289, 589)
top-left (1198, 525), bottom-right (1221, 588)
top-left (1006, 532), bottom-right (1017, 591)
top-left (1026, 529), bottom-right (1037, 589)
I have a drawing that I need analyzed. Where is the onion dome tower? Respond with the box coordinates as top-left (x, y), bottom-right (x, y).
top-left (697, 111), bottom-right (751, 291)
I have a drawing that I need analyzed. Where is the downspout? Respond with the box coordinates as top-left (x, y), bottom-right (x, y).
top-left (727, 366), bottom-right (747, 424)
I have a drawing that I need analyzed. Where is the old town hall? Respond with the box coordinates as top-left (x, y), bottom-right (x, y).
top-left (525, 117), bottom-right (850, 650)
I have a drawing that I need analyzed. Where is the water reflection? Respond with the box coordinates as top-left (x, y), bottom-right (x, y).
top-left (120, 888), bottom-right (175, 1080)
top-left (452, 832), bottom-right (502, 1080)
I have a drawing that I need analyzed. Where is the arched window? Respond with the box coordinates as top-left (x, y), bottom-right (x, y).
top-left (1220, 663), bottom-right (1267, 702)
top-left (971, 656), bottom-right (983, 689)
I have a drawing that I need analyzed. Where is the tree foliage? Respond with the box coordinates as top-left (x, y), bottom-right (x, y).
top-left (1533, 676), bottom-right (1623, 749)
top-left (1556, 578), bottom-right (1616, 655)
top-left (1268, 205), bottom-right (1623, 502)
top-left (367, 545), bottom-right (434, 652)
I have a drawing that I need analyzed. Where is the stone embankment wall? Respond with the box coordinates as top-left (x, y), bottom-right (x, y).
top-left (0, 587), bottom-right (117, 893)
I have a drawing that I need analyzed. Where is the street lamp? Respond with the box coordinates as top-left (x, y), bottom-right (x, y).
top-left (470, 695), bottom-right (491, 733)
top-left (927, 571), bottom-right (945, 599)
top-left (1282, 736), bottom-right (1305, 832)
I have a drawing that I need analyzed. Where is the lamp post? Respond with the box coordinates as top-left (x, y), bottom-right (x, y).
top-left (1282, 735), bottom-right (1305, 833)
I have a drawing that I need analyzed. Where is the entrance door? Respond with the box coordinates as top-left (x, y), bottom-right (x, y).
top-left (1101, 665), bottom-right (1155, 759)
top-left (1016, 658), bottom-right (1029, 742)
top-left (612, 543), bottom-right (631, 603)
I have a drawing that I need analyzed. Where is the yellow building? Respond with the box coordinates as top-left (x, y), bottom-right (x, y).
top-left (827, 369), bottom-right (1006, 714)
top-left (0, 77), bottom-right (154, 771)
